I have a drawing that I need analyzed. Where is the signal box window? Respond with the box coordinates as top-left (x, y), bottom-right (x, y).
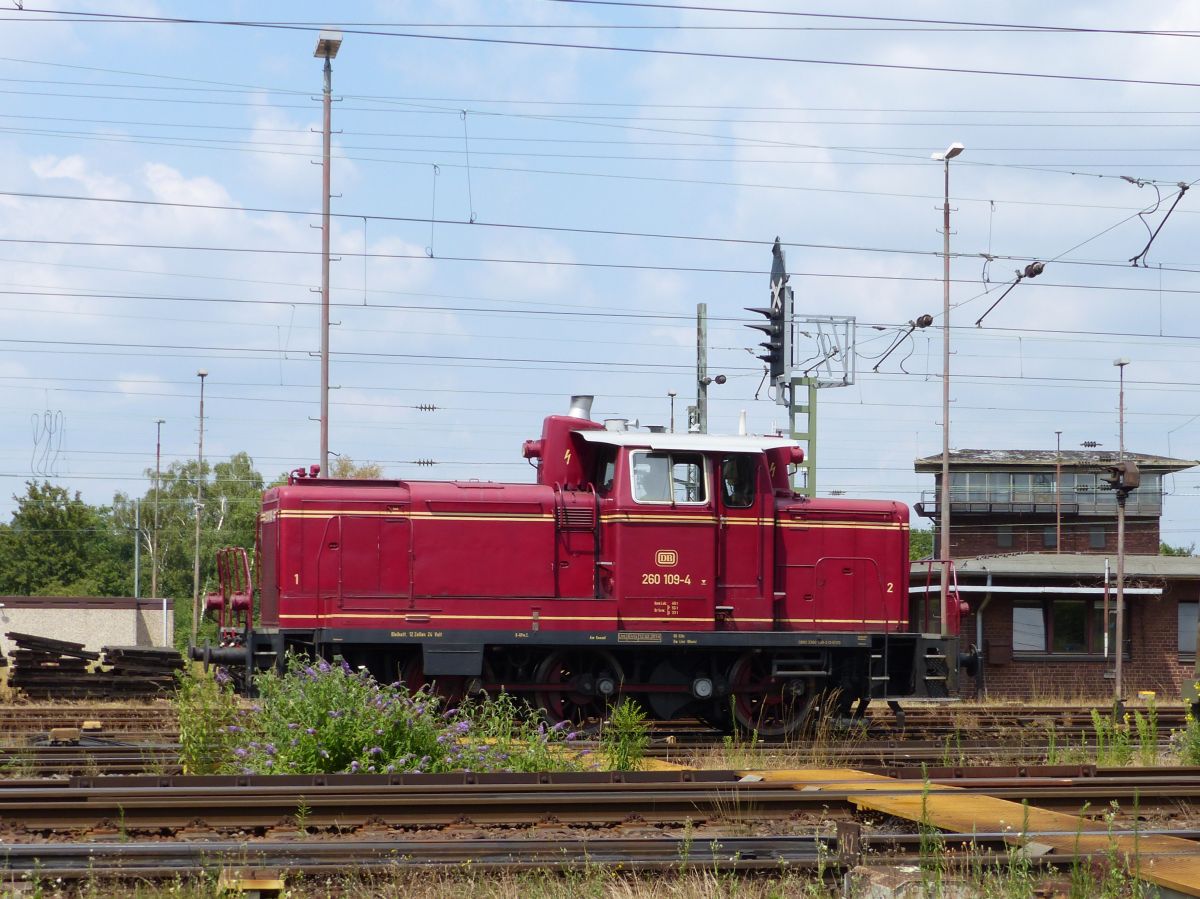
top-left (631, 451), bottom-right (706, 504)
top-left (721, 455), bottom-right (756, 509)
top-left (1179, 601), bottom-right (1197, 657)
top-left (1013, 599), bottom-right (1115, 655)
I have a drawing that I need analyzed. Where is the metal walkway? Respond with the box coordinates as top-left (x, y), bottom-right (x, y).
top-left (751, 768), bottom-right (1200, 897)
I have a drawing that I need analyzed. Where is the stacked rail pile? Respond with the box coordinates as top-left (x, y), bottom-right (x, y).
top-left (99, 646), bottom-right (183, 694)
top-left (4, 632), bottom-right (182, 699)
top-left (5, 633), bottom-right (98, 698)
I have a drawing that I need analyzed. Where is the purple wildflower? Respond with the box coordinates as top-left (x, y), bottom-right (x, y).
top-left (455, 721), bottom-right (470, 734)
top-left (287, 722), bottom-right (299, 730)
top-left (319, 749), bottom-right (329, 758)
top-left (233, 748), bottom-right (247, 758)
top-left (306, 727), bottom-right (316, 736)
top-left (566, 732), bottom-right (578, 741)
top-left (350, 761), bottom-right (360, 772)
top-left (328, 710), bottom-right (343, 719)
top-left (369, 746), bottom-right (382, 755)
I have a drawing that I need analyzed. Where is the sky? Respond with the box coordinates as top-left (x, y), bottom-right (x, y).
top-left (2, 1), bottom-right (1200, 545)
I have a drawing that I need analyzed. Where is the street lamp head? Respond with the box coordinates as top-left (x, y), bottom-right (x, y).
top-left (197, 369), bottom-right (208, 379)
top-left (1113, 357), bottom-right (1130, 368)
top-left (931, 142), bottom-right (965, 161)
top-left (314, 29), bottom-right (342, 59)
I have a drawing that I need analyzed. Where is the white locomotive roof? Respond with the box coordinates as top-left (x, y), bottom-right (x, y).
top-left (576, 429), bottom-right (798, 453)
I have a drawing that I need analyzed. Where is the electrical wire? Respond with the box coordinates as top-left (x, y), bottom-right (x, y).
top-left (12, 6), bottom-right (1200, 91)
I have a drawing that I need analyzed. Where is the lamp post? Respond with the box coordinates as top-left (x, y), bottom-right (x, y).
top-left (933, 141), bottom-right (964, 636)
top-left (668, 392), bottom-right (677, 433)
top-left (315, 29), bottom-right (342, 478)
top-left (1113, 357), bottom-right (1129, 710)
top-left (191, 370), bottom-right (208, 645)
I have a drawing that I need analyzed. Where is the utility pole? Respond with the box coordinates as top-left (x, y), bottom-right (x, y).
top-left (697, 303), bottom-right (708, 434)
top-left (152, 419), bottom-right (164, 601)
top-left (191, 370), bottom-right (208, 645)
top-left (315, 30), bottom-right (342, 478)
top-left (1055, 430), bottom-right (1063, 553)
top-left (133, 499), bottom-right (140, 599)
top-left (1114, 358), bottom-right (1129, 711)
top-left (668, 392), bottom-right (676, 433)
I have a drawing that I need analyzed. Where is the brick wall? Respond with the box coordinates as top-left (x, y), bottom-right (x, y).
top-left (933, 516), bottom-right (1159, 559)
top-left (959, 589), bottom-right (1193, 701)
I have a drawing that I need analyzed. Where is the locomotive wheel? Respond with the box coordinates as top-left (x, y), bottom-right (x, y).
top-left (727, 653), bottom-right (817, 739)
top-left (534, 649), bottom-right (624, 725)
top-left (399, 656), bottom-right (467, 706)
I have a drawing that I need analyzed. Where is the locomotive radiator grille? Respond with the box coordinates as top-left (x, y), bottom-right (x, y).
top-left (556, 505), bottom-right (597, 530)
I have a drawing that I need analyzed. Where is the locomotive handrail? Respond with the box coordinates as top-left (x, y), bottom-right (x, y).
top-left (911, 557), bottom-right (964, 635)
top-left (204, 546), bottom-right (253, 632)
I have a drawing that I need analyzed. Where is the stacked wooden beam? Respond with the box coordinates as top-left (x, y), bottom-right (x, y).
top-left (99, 646), bottom-right (184, 694)
top-left (5, 632), bottom-right (99, 698)
top-left (4, 632), bottom-right (183, 698)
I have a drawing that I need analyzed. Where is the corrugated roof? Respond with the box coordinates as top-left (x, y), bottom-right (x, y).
top-left (914, 449), bottom-right (1197, 472)
top-left (911, 552), bottom-right (1200, 579)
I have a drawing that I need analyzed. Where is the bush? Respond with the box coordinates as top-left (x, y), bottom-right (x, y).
top-left (209, 655), bottom-right (584, 775)
top-left (174, 664), bottom-right (241, 775)
top-left (600, 697), bottom-right (650, 771)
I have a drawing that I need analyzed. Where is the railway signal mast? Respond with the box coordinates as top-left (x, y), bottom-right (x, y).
top-left (745, 238), bottom-right (855, 496)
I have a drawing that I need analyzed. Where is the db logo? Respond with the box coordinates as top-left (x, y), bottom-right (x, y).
top-left (655, 550), bottom-right (678, 568)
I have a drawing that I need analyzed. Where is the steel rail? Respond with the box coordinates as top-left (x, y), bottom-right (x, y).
top-left (2, 829), bottom-right (1197, 881)
top-left (0, 771), bottom-right (1196, 834)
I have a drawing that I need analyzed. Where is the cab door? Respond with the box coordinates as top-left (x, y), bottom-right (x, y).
top-left (609, 450), bottom-right (716, 631)
top-left (716, 453), bottom-right (773, 629)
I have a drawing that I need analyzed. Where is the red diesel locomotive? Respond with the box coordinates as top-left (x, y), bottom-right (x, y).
top-left (196, 396), bottom-right (967, 734)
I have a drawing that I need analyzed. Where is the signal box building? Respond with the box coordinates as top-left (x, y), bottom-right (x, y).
top-left (912, 449), bottom-right (1200, 699)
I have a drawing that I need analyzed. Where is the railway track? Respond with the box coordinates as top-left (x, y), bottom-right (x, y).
top-left (3, 829), bottom-right (1190, 880)
top-left (0, 772), bottom-right (1196, 887)
top-left (0, 768), bottom-right (1195, 836)
top-left (0, 736), bottom-right (1184, 778)
top-left (0, 701), bottom-right (1182, 740)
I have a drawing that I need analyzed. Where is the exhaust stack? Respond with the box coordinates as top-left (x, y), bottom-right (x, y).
top-left (567, 395), bottom-right (594, 420)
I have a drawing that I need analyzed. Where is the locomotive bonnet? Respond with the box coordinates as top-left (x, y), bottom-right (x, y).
top-left (195, 395), bottom-right (967, 735)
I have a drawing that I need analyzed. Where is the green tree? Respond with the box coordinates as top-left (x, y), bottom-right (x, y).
top-left (1161, 541), bottom-right (1196, 556)
top-left (909, 527), bottom-right (934, 561)
top-left (0, 481), bottom-right (131, 596)
top-left (329, 456), bottom-right (383, 479)
top-left (113, 451), bottom-right (265, 648)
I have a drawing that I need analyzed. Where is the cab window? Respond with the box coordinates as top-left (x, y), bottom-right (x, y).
top-left (594, 445), bottom-right (617, 495)
top-left (721, 454), bottom-right (757, 509)
top-left (631, 451), bottom-right (707, 504)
